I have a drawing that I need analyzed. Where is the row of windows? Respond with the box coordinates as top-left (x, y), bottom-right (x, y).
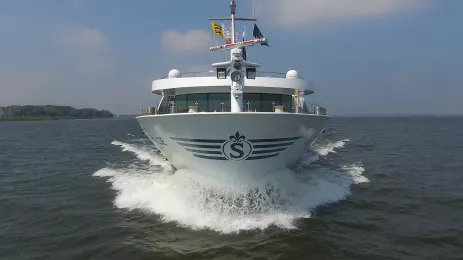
top-left (158, 93), bottom-right (293, 113)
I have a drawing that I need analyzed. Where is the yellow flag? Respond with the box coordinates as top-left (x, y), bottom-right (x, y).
top-left (211, 22), bottom-right (224, 38)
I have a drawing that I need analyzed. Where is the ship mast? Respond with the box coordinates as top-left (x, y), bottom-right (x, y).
top-left (231, 0), bottom-right (236, 44)
top-left (209, 0), bottom-right (267, 113)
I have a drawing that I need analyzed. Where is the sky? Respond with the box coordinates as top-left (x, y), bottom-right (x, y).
top-left (0, 0), bottom-right (462, 115)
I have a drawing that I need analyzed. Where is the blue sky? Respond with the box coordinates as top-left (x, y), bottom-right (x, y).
top-left (0, 0), bottom-right (462, 115)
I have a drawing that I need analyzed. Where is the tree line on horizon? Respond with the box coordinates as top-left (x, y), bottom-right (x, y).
top-left (0, 105), bottom-right (114, 119)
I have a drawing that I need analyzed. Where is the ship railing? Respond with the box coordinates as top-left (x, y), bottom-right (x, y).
top-left (159, 70), bottom-right (304, 79)
top-left (159, 71), bottom-right (216, 79)
top-left (145, 103), bottom-right (326, 115)
top-left (256, 71), bottom-right (304, 79)
top-left (146, 108), bottom-right (323, 115)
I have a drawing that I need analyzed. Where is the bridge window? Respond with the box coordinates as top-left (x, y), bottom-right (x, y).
top-left (261, 94), bottom-right (281, 112)
top-left (159, 93), bottom-right (293, 113)
top-left (243, 93), bottom-right (260, 112)
top-left (175, 94), bottom-right (187, 113)
top-left (208, 93), bottom-right (230, 112)
top-left (282, 95), bottom-right (292, 112)
top-left (187, 93), bottom-right (208, 112)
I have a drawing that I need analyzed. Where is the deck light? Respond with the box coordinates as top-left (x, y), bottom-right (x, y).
top-left (246, 67), bottom-right (256, 79)
top-left (217, 67), bottom-right (227, 79)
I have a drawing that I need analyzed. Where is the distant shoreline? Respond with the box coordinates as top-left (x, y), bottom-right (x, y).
top-left (0, 105), bottom-right (114, 122)
top-left (0, 116), bottom-right (115, 122)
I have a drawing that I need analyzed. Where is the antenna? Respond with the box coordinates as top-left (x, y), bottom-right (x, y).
top-left (231, 0), bottom-right (236, 44)
top-left (252, 0), bottom-right (255, 19)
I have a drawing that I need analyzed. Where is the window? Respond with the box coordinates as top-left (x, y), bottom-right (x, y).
top-left (244, 93), bottom-right (261, 112)
top-left (282, 95), bottom-right (292, 112)
top-left (175, 95), bottom-right (187, 113)
top-left (167, 92), bottom-right (292, 113)
top-left (208, 93), bottom-right (230, 112)
top-left (261, 94), bottom-right (281, 112)
top-left (187, 93), bottom-right (208, 112)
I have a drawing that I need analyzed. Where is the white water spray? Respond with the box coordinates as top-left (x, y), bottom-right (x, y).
top-left (94, 137), bottom-right (368, 233)
top-left (313, 139), bottom-right (350, 156)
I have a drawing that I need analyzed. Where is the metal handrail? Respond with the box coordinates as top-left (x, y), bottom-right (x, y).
top-left (159, 70), bottom-right (304, 80)
top-left (160, 71), bottom-right (216, 79)
top-left (256, 71), bottom-right (304, 79)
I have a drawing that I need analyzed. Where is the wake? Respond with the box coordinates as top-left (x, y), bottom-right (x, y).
top-left (94, 136), bottom-right (368, 233)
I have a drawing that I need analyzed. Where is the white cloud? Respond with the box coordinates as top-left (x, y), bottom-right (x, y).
top-left (57, 26), bottom-right (109, 49)
top-left (162, 30), bottom-right (216, 53)
top-left (56, 26), bottom-right (114, 73)
top-left (257, 0), bottom-right (429, 28)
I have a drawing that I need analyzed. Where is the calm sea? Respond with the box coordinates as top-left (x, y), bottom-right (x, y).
top-left (1, 117), bottom-right (462, 260)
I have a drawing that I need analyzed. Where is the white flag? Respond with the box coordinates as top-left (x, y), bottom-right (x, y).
top-left (223, 23), bottom-right (231, 43)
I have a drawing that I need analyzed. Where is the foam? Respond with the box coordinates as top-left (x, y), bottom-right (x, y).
top-left (313, 139), bottom-right (350, 156)
top-left (111, 141), bottom-right (172, 172)
top-left (94, 139), bottom-right (368, 234)
top-left (341, 163), bottom-right (370, 184)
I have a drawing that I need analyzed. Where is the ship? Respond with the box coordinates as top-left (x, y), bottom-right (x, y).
top-left (136, 1), bottom-right (329, 176)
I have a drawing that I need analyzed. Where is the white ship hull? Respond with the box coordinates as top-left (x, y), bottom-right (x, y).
top-left (136, 112), bottom-right (329, 176)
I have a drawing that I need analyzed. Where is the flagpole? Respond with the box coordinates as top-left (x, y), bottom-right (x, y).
top-left (231, 1), bottom-right (236, 44)
top-left (252, 0), bottom-right (255, 19)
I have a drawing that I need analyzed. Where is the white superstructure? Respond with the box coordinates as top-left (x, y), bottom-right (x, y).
top-left (136, 1), bottom-right (329, 177)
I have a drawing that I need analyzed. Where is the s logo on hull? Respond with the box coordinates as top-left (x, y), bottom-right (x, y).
top-left (221, 132), bottom-right (252, 161)
top-left (170, 132), bottom-right (302, 161)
